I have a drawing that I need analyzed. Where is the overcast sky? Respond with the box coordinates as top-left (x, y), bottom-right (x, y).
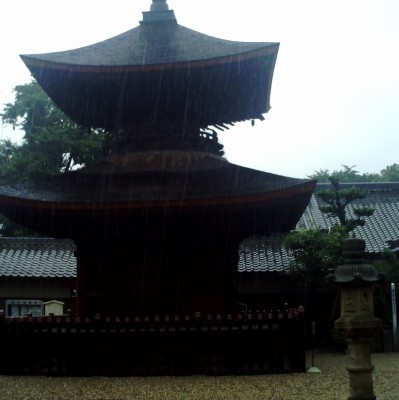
top-left (0, 0), bottom-right (398, 178)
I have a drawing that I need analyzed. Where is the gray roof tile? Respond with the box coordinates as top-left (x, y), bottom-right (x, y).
top-left (238, 235), bottom-right (291, 272)
top-left (239, 182), bottom-right (399, 272)
top-left (298, 183), bottom-right (399, 253)
top-left (0, 238), bottom-right (76, 278)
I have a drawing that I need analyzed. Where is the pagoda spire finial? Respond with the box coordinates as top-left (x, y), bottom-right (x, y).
top-left (150, 0), bottom-right (169, 12)
top-left (142, 0), bottom-right (175, 23)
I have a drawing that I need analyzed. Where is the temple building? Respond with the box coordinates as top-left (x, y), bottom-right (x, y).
top-left (0, 0), bottom-right (315, 318)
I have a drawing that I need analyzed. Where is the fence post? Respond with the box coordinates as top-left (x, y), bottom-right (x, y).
top-left (392, 283), bottom-right (397, 352)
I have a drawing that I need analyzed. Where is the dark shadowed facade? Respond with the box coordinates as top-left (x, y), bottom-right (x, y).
top-left (0, 0), bottom-right (315, 320)
top-left (3, 183), bottom-right (396, 319)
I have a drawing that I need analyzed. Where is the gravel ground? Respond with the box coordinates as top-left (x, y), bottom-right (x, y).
top-left (0, 352), bottom-right (398, 400)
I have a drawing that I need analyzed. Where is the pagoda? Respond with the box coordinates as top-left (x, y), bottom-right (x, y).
top-left (0, 0), bottom-right (315, 318)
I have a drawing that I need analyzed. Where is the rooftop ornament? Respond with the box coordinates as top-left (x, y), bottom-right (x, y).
top-left (144, 0), bottom-right (176, 22)
top-left (150, 0), bottom-right (169, 12)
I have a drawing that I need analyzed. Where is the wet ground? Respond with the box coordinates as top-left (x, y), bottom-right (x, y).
top-left (0, 352), bottom-right (397, 400)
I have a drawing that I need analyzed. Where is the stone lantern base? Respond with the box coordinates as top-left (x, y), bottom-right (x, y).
top-left (336, 317), bottom-right (381, 400)
top-left (331, 239), bottom-right (383, 400)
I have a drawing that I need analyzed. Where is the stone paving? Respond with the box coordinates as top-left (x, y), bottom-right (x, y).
top-left (0, 352), bottom-right (397, 399)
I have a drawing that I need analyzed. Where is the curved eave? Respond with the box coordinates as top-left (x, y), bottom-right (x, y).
top-left (22, 49), bottom-right (277, 129)
top-left (20, 18), bottom-right (279, 129)
top-left (20, 20), bottom-right (278, 71)
top-left (0, 181), bottom-right (315, 212)
top-left (21, 45), bottom-right (278, 73)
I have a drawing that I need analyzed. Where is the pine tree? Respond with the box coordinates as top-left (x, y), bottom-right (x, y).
top-left (317, 177), bottom-right (374, 233)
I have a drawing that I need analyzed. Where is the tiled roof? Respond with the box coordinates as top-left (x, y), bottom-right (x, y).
top-left (238, 235), bottom-right (291, 272)
top-left (22, 23), bottom-right (277, 68)
top-left (299, 183), bottom-right (399, 253)
top-left (0, 238), bottom-right (76, 278)
top-left (239, 182), bottom-right (399, 272)
top-left (3, 183), bottom-right (397, 276)
top-left (20, 6), bottom-right (279, 131)
top-left (0, 163), bottom-right (314, 204)
top-left (0, 164), bottom-right (315, 239)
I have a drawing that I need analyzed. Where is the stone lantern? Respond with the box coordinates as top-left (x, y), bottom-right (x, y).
top-left (331, 238), bottom-right (383, 400)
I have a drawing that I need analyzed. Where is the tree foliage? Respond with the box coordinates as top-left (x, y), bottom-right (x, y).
top-left (317, 177), bottom-right (374, 233)
top-left (309, 164), bottom-right (399, 183)
top-left (284, 228), bottom-right (344, 282)
top-left (0, 80), bottom-right (106, 235)
top-left (379, 163), bottom-right (399, 182)
top-left (284, 176), bottom-right (374, 284)
top-left (1, 80), bottom-right (105, 184)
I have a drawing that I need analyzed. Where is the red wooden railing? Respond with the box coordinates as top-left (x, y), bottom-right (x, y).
top-left (0, 306), bottom-right (305, 376)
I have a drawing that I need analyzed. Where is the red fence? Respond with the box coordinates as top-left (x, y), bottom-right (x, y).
top-left (0, 308), bottom-right (305, 376)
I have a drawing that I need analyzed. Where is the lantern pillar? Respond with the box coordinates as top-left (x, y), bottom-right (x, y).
top-left (330, 238), bottom-right (383, 400)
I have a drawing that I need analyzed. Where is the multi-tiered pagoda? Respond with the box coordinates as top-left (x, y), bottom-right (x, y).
top-left (0, 0), bottom-right (315, 318)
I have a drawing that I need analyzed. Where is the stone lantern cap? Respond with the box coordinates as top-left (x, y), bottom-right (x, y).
top-left (332, 238), bottom-right (383, 286)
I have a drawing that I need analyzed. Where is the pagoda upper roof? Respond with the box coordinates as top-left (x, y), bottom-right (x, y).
top-left (21, 4), bottom-right (277, 70)
top-left (20, 3), bottom-right (279, 131)
top-left (22, 23), bottom-right (277, 70)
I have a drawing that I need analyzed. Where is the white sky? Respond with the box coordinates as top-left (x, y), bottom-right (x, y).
top-left (0, 0), bottom-right (398, 178)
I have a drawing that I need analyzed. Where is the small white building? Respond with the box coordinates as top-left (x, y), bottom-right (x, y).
top-left (44, 300), bottom-right (65, 316)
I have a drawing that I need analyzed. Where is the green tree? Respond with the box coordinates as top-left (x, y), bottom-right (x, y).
top-left (284, 176), bottom-right (376, 345)
top-left (379, 163), bottom-right (399, 182)
top-left (285, 177), bottom-right (375, 279)
top-left (286, 177), bottom-right (374, 280)
top-left (0, 80), bottom-right (106, 235)
top-left (283, 226), bottom-right (345, 346)
top-left (308, 168), bottom-right (331, 183)
top-left (1, 80), bottom-right (105, 184)
top-left (0, 139), bottom-right (17, 163)
top-left (309, 163), bottom-right (399, 183)
top-left (308, 165), bottom-right (379, 183)
top-left (284, 228), bottom-right (344, 282)
top-left (317, 177), bottom-right (374, 233)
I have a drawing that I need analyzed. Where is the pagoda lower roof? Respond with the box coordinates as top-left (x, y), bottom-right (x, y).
top-left (21, 19), bottom-right (279, 130)
top-left (0, 152), bottom-right (312, 206)
top-left (0, 152), bottom-right (315, 238)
